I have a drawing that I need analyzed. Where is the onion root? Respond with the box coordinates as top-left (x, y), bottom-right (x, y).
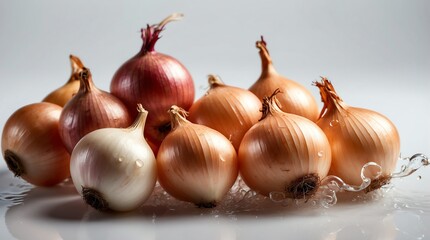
top-left (82, 187), bottom-right (109, 211)
top-left (365, 175), bottom-right (391, 193)
top-left (196, 201), bottom-right (217, 209)
top-left (4, 150), bottom-right (24, 177)
top-left (286, 173), bottom-right (320, 200)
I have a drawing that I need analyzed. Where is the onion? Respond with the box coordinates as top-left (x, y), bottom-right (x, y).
top-left (238, 90), bottom-right (331, 199)
top-left (1, 103), bottom-right (70, 186)
top-left (42, 55), bottom-right (84, 107)
top-left (188, 75), bottom-right (261, 150)
top-left (315, 77), bottom-right (400, 191)
top-left (110, 13), bottom-right (195, 152)
top-left (157, 105), bottom-right (238, 208)
top-left (59, 68), bottom-right (132, 153)
top-left (70, 104), bottom-right (157, 212)
top-left (249, 36), bottom-right (319, 122)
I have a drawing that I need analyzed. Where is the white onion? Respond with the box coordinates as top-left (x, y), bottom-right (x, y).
top-left (70, 105), bottom-right (156, 211)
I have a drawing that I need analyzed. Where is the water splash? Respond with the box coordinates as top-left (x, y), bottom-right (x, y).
top-left (313, 153), bottom-right (429, 208)
top-left (137, 155), bottom-right (429, 215)
top-left (391, 153), bottom-right (429, 178)
top-left (313, 162), bottom-right (382, 208)
top-left (254, 162), bottom-right (382, 208)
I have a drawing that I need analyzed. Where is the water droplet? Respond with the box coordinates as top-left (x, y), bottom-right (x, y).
top-left (269, 191), bottom-right (286, 203)
top-left (135, 160), bottom-right (143, 168)
top-left (417, 175), bottom-right (422, 180)
top-left (318, 151), bottom-right (324, 158)
top-left (329, 119), bottom-right (339, 127)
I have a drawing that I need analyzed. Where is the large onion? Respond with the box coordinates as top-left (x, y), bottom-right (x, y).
top-left (238, 90), bottom-right (331, 199)
top-left (2, 103), bottom-right (70, 186)
top-left (315, 77), bottom-right (400, 191)
top-left (157, 105), bottom-right (238, 207)
top-left (110, 13), bottom-right (195, 152)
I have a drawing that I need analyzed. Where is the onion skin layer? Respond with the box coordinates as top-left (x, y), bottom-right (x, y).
top-left (1, 103), bottom-right (70, 186)
top-left (188, 75), bottom-right (261, 151)
top-left (111, 52), bottom-right (194, 147)
top-left (315, 78), bottom-right (400, 187)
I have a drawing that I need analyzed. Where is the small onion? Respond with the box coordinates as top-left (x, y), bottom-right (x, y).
top-left (238, 90), bottom-right (331, 199)
top-left (42, 55), bottom-right (84, 107)
top-left (249, 36), bottom-right (319, 122)
top-left (1, 103), bottom-right (70, 186)
top-left (315, 78), bottom-right (400, 191)
top-left (188, 75), bottom-right (261, 150)
top-left (59, 68), bottom-right (132, 153)
top-left (70, 104), bottom-right (157, 212)
top-left (110, 13), bottom-right (195, 151)
top-left (157, 105), bottom-right (238, 208)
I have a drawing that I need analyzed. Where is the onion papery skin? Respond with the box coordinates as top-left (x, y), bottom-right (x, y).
top-left (43, 54), bottom-right (85, 107)
top-left (188, 75), bottom-right (261, 150)
top-left (70, 109), bottom-right (157, 212)
top-left (249, 37), bottom-right (319, 122)
top-left (1, 103), bottom-right (70, 186)
top-left (157, 106), bottom-right (238, 207)
top-left (110, 15), bottom-right (195, 152)
top-left (60, 69), bottom-right (132, 153)
top-left (315, 79), bottom-right (400, 187)
top-left (238, 97), bottom-right (331, 198)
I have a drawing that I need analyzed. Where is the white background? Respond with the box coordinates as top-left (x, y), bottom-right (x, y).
top-left (1, 0), bottom-right (429, 239)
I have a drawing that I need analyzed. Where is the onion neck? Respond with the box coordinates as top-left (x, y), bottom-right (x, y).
top-left (259, 89), bottom-right (283, 121)
top-left (208, 75), bottom-right (225, 88)
top-left (168, 105), bottom-right (189, 130)
top-left (256, 37), bottom-right (278, 78)
top-left (314, 77), bottom-right (346, 119)
top-left (78, 68), bottom-right (96, 93)
top-left (68, 54), bottom-right (85, 84)
top-left (140, 13), bottom-right (183, 53)
top-left (129, 104), bottom-right (148, 133)
top-left (4, 150), bottom-right (24, 177)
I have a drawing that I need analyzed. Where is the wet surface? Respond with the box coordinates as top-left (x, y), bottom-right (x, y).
top-left (1, 162), bottom-right (430, 240)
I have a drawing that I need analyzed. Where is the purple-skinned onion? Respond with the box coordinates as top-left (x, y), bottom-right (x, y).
top-left (60, 68), bottom-right (132, 153)
top-left (110, 13), bottom-right (195, 153)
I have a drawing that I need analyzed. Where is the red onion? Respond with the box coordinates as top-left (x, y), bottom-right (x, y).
top-left (60, 68), bottom-right (132, 153)
top-left (110, 13), bottom-right (195, 152)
